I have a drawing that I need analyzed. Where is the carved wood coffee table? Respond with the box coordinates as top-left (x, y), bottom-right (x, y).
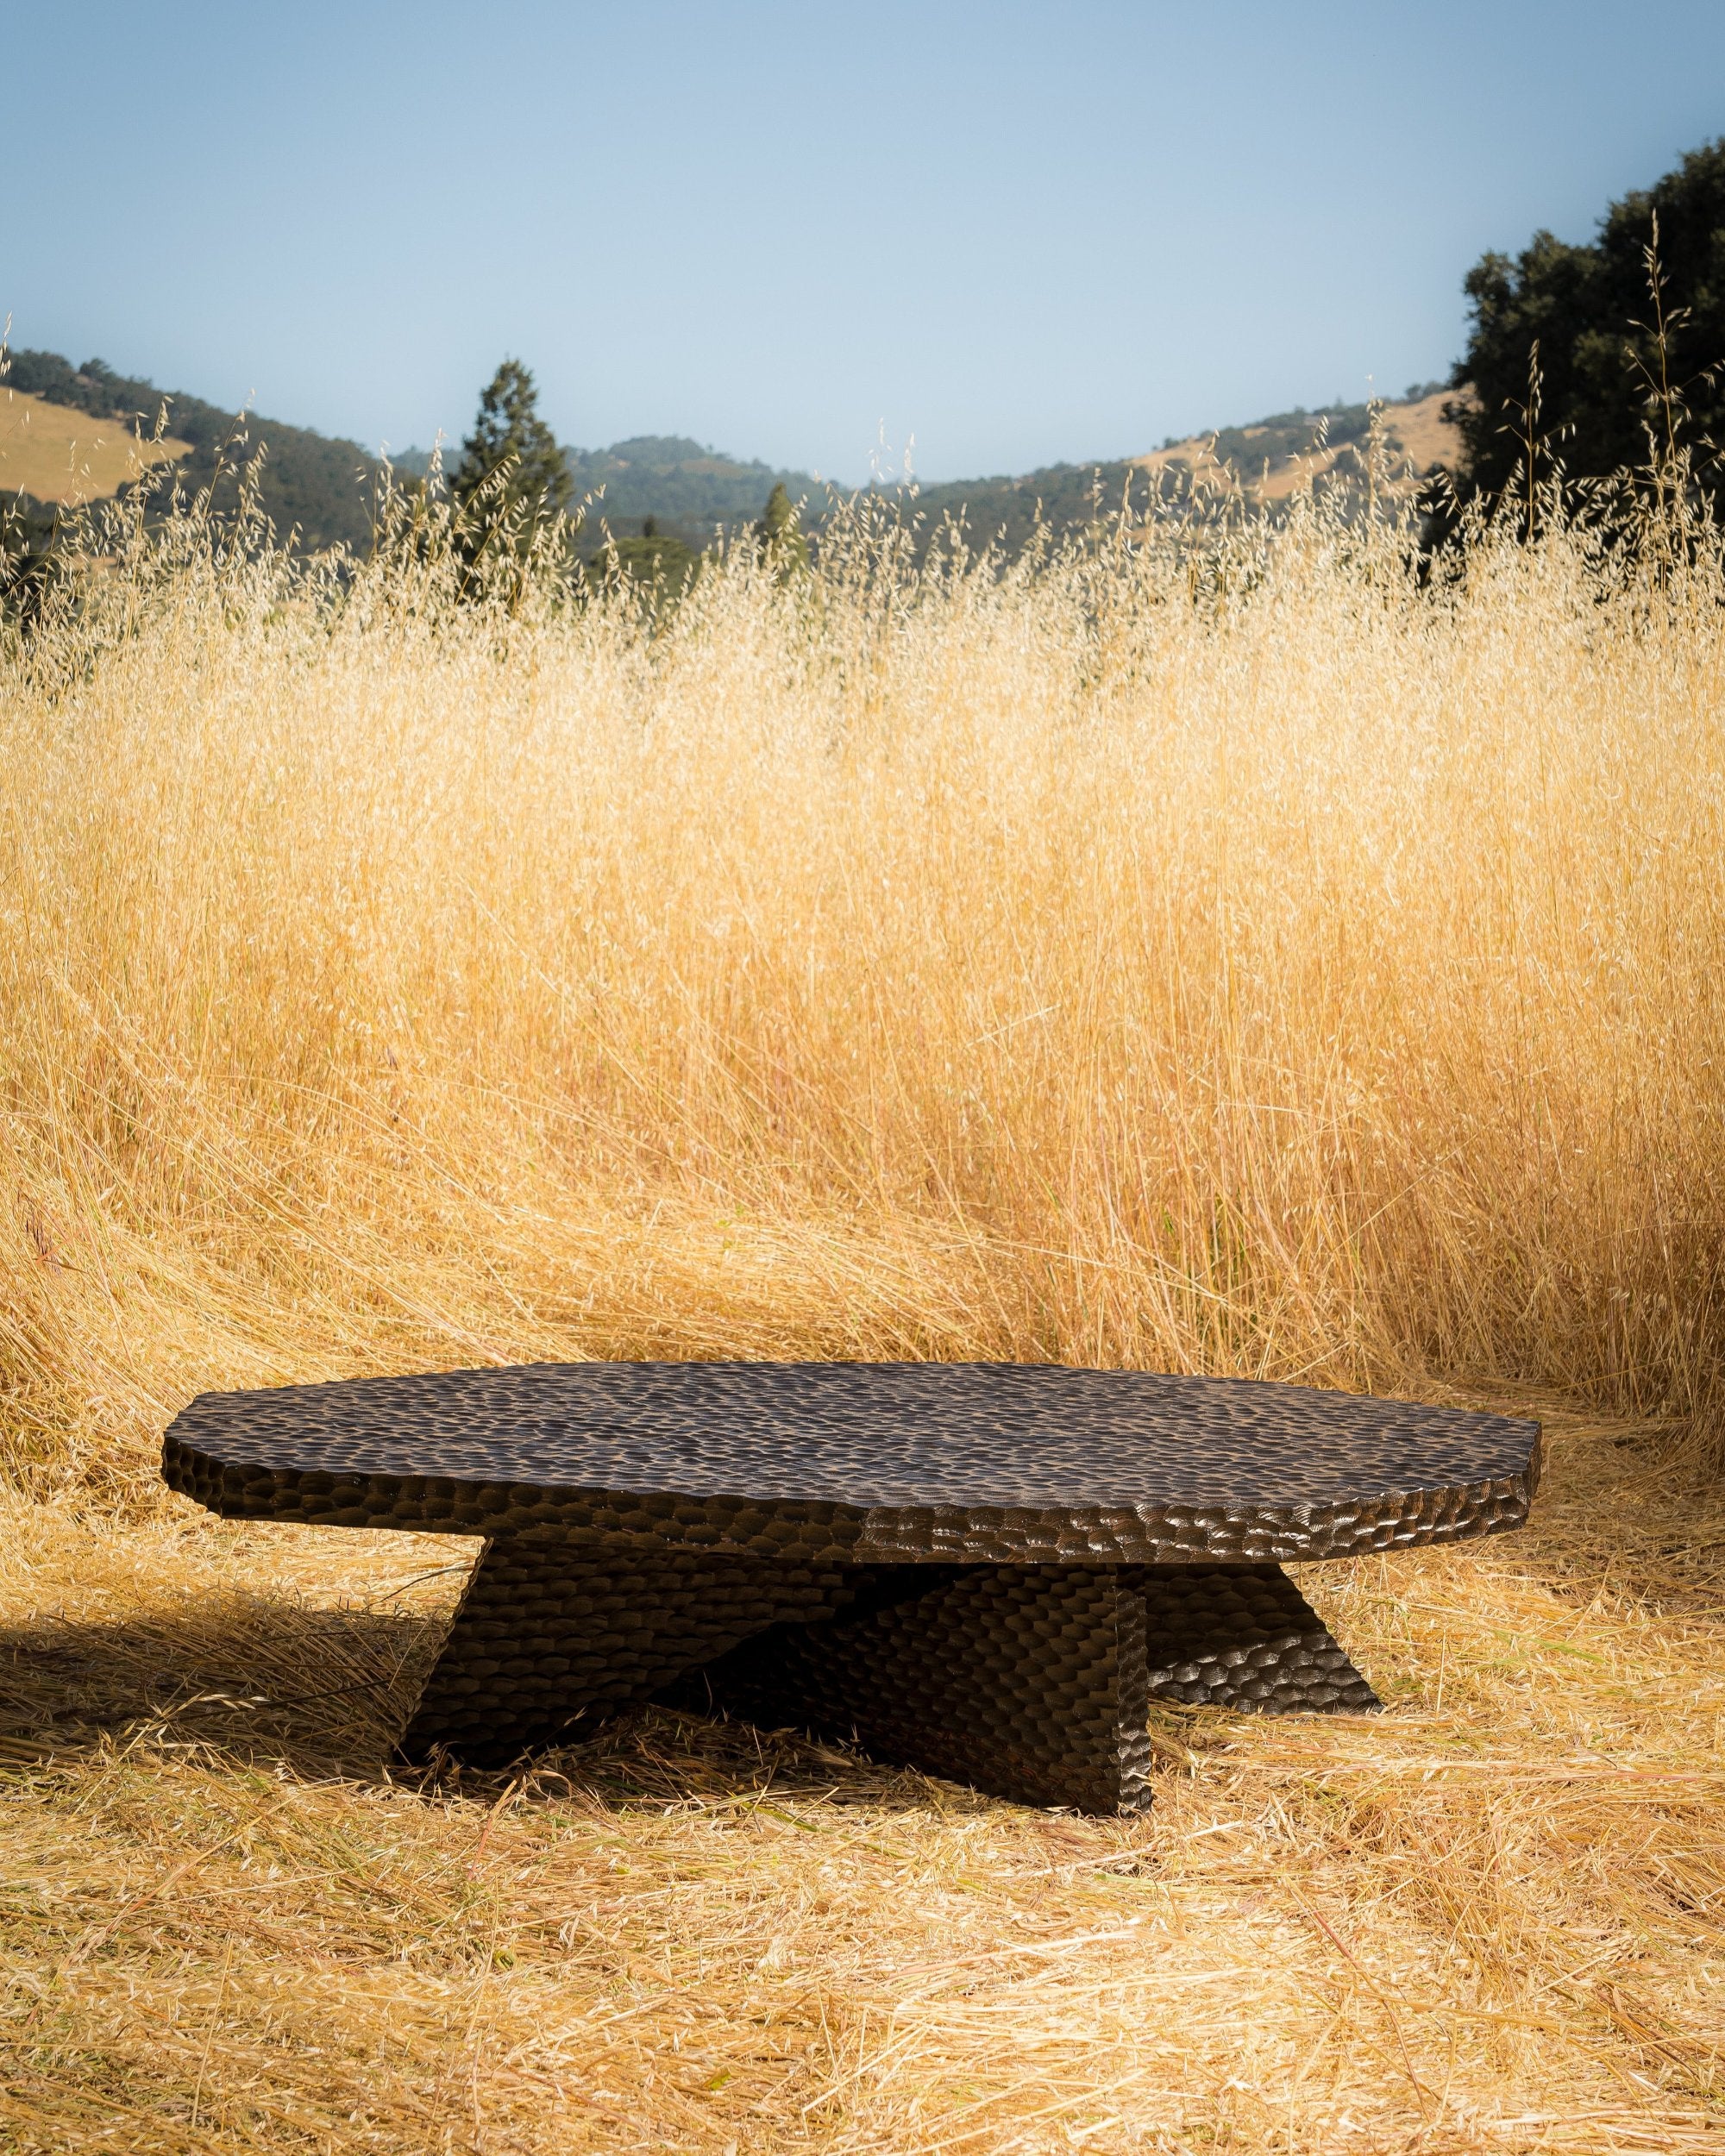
top-left (162, 1362), bottom-right (1542, 1812)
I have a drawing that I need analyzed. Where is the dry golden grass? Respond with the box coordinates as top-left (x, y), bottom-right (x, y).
top-left (3, 1411), bottom-right (1722, 2151)
top-left (0, 386), bottom-right (189, 506)
top-left (3, 482), bottom-right (1724, 2147)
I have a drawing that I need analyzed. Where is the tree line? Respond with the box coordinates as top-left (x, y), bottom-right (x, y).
top-left (1432, 138), bottom-right (1725, 533)
top-left (10, 134), bottom-right (1725, 618)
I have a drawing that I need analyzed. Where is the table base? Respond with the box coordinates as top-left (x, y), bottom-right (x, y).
top-left (399, 1542), bottom-right (1379, 1810)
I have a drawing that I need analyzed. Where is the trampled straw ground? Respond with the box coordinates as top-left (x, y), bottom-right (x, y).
top-left (3, 481), bottom-right (1723, 2148)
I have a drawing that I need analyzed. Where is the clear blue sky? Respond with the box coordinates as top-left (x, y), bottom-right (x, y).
top-left (9, 1), bottom-right (1725, 481)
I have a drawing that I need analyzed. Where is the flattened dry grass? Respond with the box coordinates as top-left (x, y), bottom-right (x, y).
top-left (3, 1410), bottom-right (1723, 2152)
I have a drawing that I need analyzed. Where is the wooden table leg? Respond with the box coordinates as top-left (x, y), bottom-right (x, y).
top-left (403, 1548), bottom-right (1379, 1802)
top-left (681, 1565), bottom-right (1157, 1813)
top-left (1135, 1564), bottom-right (1380, 1714)
top-left (683, 1563), bottom-right (1378, 1814)
top-left (398, 1538), bottom-right (859, 1767)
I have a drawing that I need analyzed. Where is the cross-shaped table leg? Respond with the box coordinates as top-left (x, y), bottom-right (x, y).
top-left (400, 1543), bottom-right (1379, 1808)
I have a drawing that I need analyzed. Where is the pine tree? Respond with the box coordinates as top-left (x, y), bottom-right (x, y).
top-left (449, 359), bottom-right (573, 567)
top-left (756, 481), bottom-right (809, 575)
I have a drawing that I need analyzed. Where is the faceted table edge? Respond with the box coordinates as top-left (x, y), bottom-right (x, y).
top-left (161, 1426), bottom-right (1543, 1565)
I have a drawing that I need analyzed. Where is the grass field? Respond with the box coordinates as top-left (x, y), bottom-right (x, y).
top-left (3, 481), bottom-right (1723, 2149)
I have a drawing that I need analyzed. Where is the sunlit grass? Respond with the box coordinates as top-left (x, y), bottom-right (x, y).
top-left (3, 477), bottom-right (1724, 2147)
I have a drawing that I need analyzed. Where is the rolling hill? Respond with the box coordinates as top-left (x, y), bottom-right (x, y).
top-left (4, 342), bottom-right (1466, 574)
top-left (1, 348), bottom-right (386, 550)
top-left (1134, 384), bottom-right (1459, 501)
top-left (904, 385), bottom-right (1461, 554)
top-left (0, 387), bottom-right (191, 507)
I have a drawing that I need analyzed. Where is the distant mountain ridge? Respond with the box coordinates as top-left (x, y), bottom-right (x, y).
top-left (395, 432), bottom-right (820, 548)
top-left (4, 343), bottom-right (1464, 567)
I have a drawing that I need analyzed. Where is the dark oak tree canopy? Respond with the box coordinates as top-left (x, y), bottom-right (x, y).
top-left (1449, 139), bottom-right (1725, 507)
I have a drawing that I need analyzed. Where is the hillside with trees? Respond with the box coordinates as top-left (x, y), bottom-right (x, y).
top-left (0, 323), bottom-right (1530, 599)
top-left (398, 431), bottom-right (823, 553)
top-left (1, 346), bottom-right (385, 550)
top-left (900, 385), bottom-right (1457, 555)
top-left (1136, 385), bottom-right (1452, 500)
top-left (567, 437), bottom-right (821, 543)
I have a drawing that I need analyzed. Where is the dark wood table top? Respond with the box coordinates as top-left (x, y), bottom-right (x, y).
top-left (162, 1360), bottom-right (1541, 1567)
